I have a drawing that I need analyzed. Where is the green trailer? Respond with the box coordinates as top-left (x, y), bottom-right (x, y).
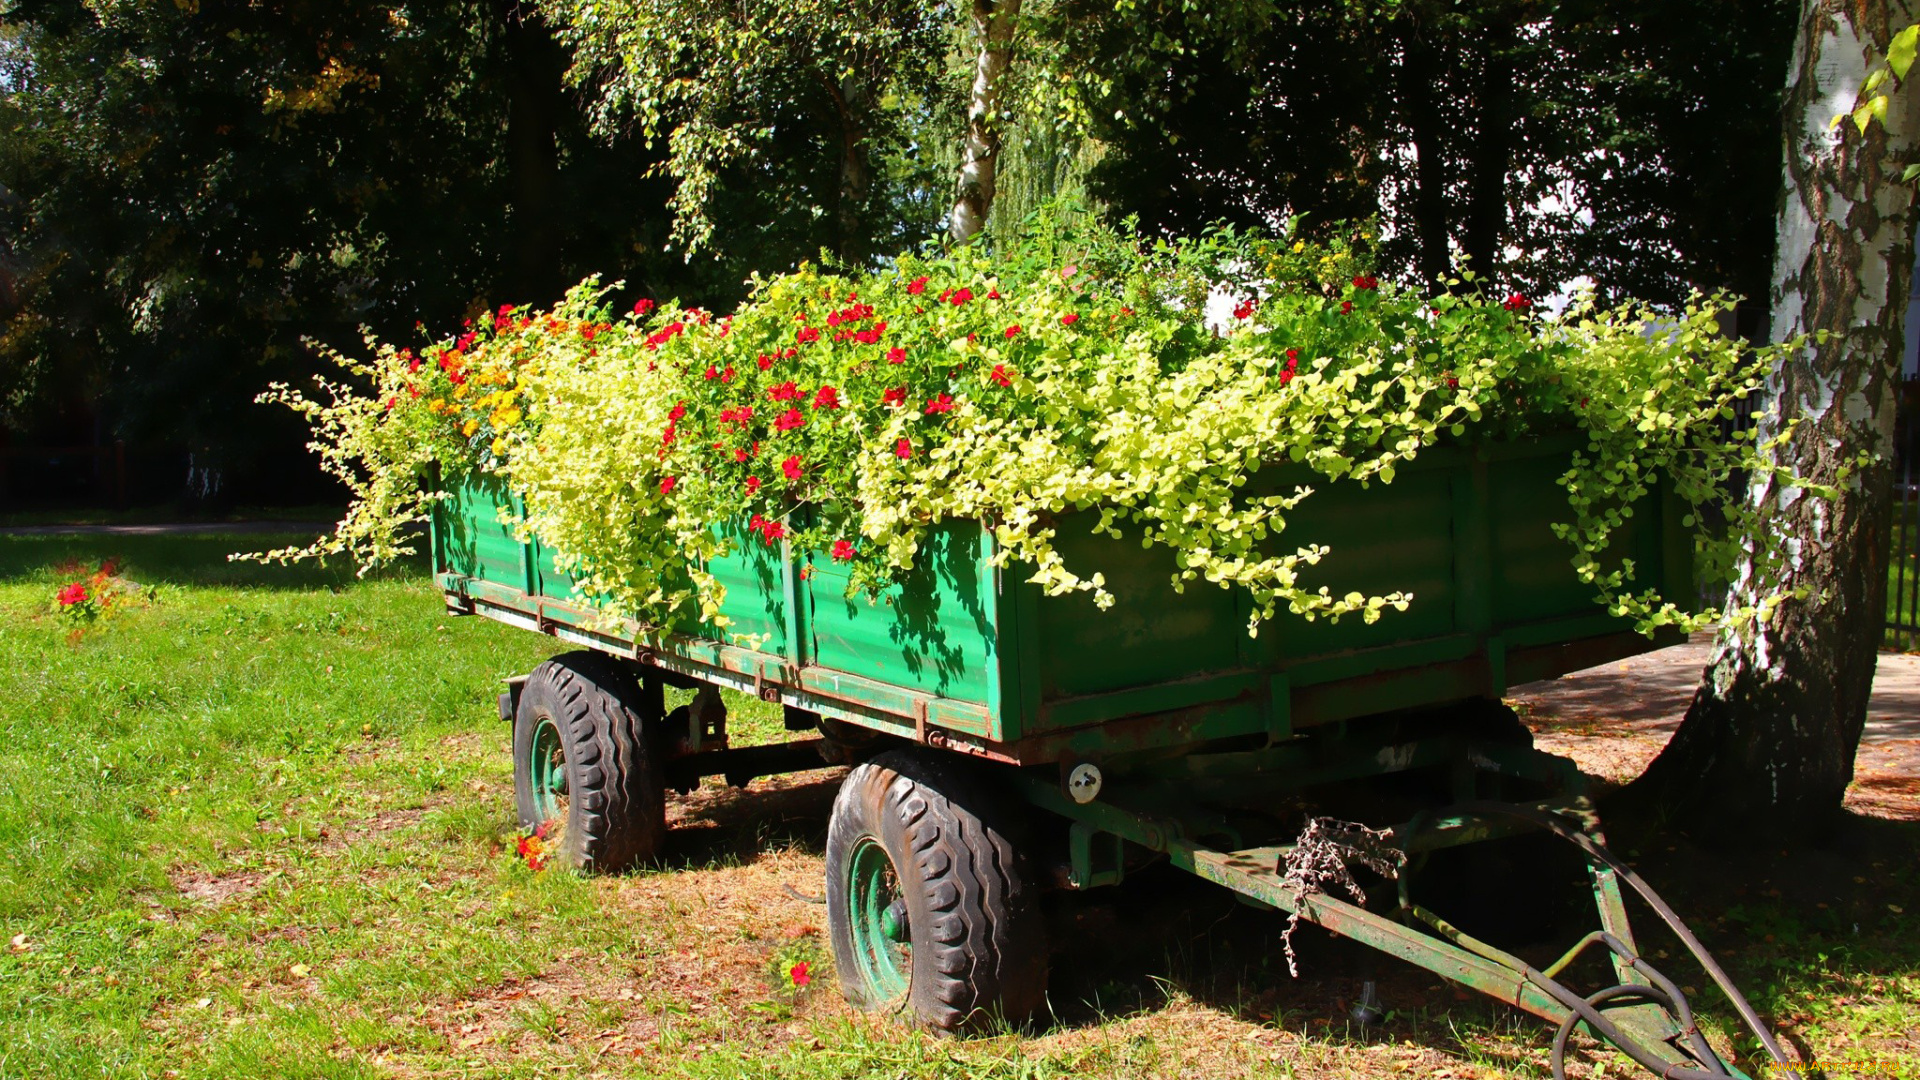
top-left (434, 433), bottom-right (1795, 1079)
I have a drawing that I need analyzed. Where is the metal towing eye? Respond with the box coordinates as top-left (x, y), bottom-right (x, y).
top-left (1399, 801), bottom-right (1800, 1080)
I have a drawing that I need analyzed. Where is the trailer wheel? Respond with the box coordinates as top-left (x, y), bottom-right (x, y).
top-left (825, 750), bottom-right (1047, 1032)
top-left (512, 651), bottom-right (665, 872)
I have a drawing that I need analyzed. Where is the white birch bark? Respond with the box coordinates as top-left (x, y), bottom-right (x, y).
top-left (1637, 0), bottom-right (1920, 839)
top-left (949, 0), bottom-right (1020, 244)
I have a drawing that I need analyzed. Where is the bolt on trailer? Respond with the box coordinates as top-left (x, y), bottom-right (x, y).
top-left (436, 431), bottom-right (1798, 1080)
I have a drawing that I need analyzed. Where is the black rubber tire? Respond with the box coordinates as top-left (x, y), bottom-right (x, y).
top-left (511, 651), bottom-right (665, 872)
top-left (825, 749), bottom-right (1048, 1032)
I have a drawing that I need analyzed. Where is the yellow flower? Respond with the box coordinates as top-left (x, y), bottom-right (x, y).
top-left (490, 404), bottom-right (522, 429)
top-left (491, 436), bottom-right (509, 456)
top-left (1292, 240), bottom-right (1305, 253)
top-left (462, 418), bottom-right (479, 437)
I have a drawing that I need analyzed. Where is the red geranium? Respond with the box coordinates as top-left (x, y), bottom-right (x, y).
top-left (782, 455), bottom-right (803, 480)
top-left (886, 347), bottom-right (906, 364)
top-left (774, 408), bottom-right (805, 432)
top-left (988, 364), bottom-right (1013, 388)
top-left (895, 438), bottom-right (912, 459)
top-left (57, 581), bottom-right (88, 607)
top-left (906, 275), bottom-right (928, 295)
top-left (924, 394), bottom-right (953, 415)
top-left (831, 540), bottom-right (856, 562)
top-left (812, 385), bottom-right (841, 410)
top-left (883, 386), bottom-right (907, 407)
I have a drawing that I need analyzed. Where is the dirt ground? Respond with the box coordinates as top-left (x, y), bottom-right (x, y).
top-left (1508, 633), bottom-right (1920, 820)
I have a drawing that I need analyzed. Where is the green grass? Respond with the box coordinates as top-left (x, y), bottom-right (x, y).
top-left (1, 533), bottom-right (1914, 1078)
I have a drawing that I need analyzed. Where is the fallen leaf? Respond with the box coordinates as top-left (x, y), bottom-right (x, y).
top-left (290, 963), bottom-right (310, 978)
top-left (8, 934), bottom-right (29, 952)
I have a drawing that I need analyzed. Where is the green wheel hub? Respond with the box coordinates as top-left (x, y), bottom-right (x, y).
top-left (529, 714), bottom-right (569, 823)
top-left (845, 836), bottom-right (911, 1003)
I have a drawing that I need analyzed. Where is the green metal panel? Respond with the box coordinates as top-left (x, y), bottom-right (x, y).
top-left (436, 474), bottom-right (525, 590)
top-left (805, 521), bottom-right (995, 709)
top-left (1030, 514), bottom-right (1241, 700)
top-left (703, 522), bottom-right (793, 657)
top-left (433, 435), bottom-right (1688, 764)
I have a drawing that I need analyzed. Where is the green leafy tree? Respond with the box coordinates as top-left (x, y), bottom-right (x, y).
top-left (540, 0), bottom-right (957, 262)
top-left (0, 0), bottom-right (680, 498)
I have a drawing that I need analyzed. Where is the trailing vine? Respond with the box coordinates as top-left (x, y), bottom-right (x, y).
top-left (244, 220), bottom-right (1792, 638)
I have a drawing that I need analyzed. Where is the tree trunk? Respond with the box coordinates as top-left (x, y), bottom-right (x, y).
top-left (823, 71), bottom-right (875, 266)
top-left (949, 0), bottom-right (1020, 244)
top-left (1399, 20), bottom-right (1451, 287)
top-left (1460, 15), bottom-right (1515, 283)
top-left (501, 2), bottom-right (565, 301)
top-left (1629, 0), bottom-right (1919, 844)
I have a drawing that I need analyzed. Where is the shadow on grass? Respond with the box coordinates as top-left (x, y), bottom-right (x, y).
top-left (0, 531), bottom-right (429, 591)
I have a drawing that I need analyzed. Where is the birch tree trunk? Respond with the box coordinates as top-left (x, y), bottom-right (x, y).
top-left (1631, 0), bottom-right (1920, 842)
top-left (949, 0), bottom-right (1020, 244)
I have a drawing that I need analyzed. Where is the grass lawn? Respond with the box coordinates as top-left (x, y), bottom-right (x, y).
top-left (1, 533), bottom-right (1914, 1079)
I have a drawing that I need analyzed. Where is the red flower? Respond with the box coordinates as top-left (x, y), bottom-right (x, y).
top-left (1352, 275), bottom-right (1378, 290)
top-left (662, 423), bottom-right (676, 446)
top-left (1061, 312), bottom-right (1079, 326)
top-left (1004, 324), bottom-right (1021, 339)
top-left (924, 394), bottom-right (953, 415)
top-left (734, 447), bottom-right (750, 462)
top-left (1503, 292), bottom-right (1531, 312)
top-left (949, 287), bottom-right (972, 306)
top-left (895, 438), bottom-right (912, 459)
top-left (669, 401), bottom-right (687, 422)
top-left (988, 364), bottom-right (1013, 388)
top-left (1286, 348), bottom-right (1299, 363)
top-left (757, 353), bottom-right (774, 370)
top-left (704, 365), bottom-right (720, 380)
top-left (1233, 299), bottom-right (1256, 320)
top-left (1340, 300), bottom-right (1354, 314)
top-left (883, 386), bottom-right (907, 407)
top-left (988, 288), bottom-right (1002, 300)
top-left (385, 397), bottom-right (397, 412)
top-left (660, 476), bottom-right (677, 495)
top-left (907, 275), bottom-right (929, 295)
top-left (746, 476), bottom-right (762, 495)
top-left (448, 370), bottom-right (466, 386)
top-left (812, 385), bottom-right (841, 410)
top-left (789, 960), bottom-right (812, 987)
top-left (831, 540), bottom-right (856, 562)
top-left (768, 381), bottom-right (802, 402)
top-left (886, 347), bottom-right (906, 365)
top-left (57, 581), bottom-right (88, 607)
top-left (796, 326), bottom-right (820, 344)
top-left (774, 408), bottom-right (805, 432)
top-left (582, 326), bottom-right (596, 341)
top-left (633, 297), bottom-right (655, 316)
top-left (782, 455), bottom-right (803, 480)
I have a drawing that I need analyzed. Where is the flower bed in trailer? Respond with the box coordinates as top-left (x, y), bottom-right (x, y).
top-left (247, 222), bottom-right (1790, 639)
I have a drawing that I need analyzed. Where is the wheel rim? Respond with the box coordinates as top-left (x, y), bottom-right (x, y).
top-left (845, 836), bottom-right (911, 1003)
top-left (529, 714), bottom-right (568, 824)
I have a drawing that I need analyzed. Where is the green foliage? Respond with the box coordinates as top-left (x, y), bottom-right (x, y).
top-left (1071, 0), bottom-right (1795, 316)
top-left (542, 0), bottom-right (957, 260)
top-left (262, 218), bottom-right (1789, 638)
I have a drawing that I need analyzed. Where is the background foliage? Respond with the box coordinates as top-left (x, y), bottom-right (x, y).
top-left (0, 0), bottom-right (1794, 506)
